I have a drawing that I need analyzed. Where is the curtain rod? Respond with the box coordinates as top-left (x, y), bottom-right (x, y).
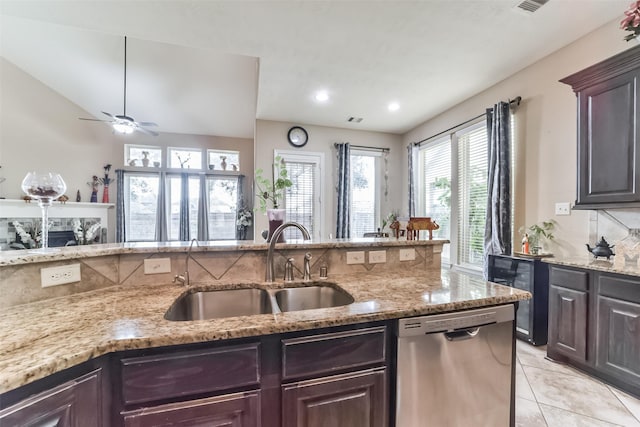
top-left (413, 96), bottom-right (521, 147)
top-left (334, 143), bottom-right (390, 153)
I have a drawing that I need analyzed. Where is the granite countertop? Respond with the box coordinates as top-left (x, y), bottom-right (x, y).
top-left (0, 269), bottom-right (528, 394)
top-left (545, 256), bottom-right (640, 277)
top-left (0, 238), bottom-right (448, 267)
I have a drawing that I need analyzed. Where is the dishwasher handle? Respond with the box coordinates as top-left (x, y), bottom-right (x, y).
top-left (444, 327), bottom-right (480, 341)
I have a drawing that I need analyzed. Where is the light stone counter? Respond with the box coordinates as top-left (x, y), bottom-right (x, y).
top-left (0, 270), bottom-right (529, 394)
top-left (545, 256), bottom-right (640, 277)
top-left (0, 238), bottom-right (446, 267)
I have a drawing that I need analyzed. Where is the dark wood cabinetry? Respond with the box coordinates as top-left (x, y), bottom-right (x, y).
top-left (282, 368), bottom-right (386, 427)
top-left (561, 46), bottom-right (640, 208)
top-left (547, 265), bottom-right (640, 397)
top-left (0, 369), bottom-right (103, 427)
top-left (488, 254), bottom-right (549, 345)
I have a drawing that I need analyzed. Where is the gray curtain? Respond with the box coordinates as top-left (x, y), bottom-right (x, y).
top-left (179, 172), bottom-right (190, 241)
top-left (197, 174), bottom-right (209, 241)
top-left (115, 169), bottom-right (125, 242)
top-left (235, 175), bottom-right (245, 240)
top-left (336, 143), bottom-right (350, 238)
top-left (484, 101), bottom-right (512, 278)
top-left (408, 143), bottom-right (417, 217)
top-left (155, 172), bottom-right (168, 242)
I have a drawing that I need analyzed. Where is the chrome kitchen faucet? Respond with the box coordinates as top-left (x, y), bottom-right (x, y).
top-left (265, 222), bottom-right (311, 282)
top-left (173, 238), bottom-right (200, 286)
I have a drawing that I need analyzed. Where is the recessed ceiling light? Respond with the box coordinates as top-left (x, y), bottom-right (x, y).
top-left (315, 90), bottom-right (329, 102)
top-left (388, 102), bottom-right (400, 112)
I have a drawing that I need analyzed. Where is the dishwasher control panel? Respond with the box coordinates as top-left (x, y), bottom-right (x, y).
top-left (398, 305), bottom-right (514, 336)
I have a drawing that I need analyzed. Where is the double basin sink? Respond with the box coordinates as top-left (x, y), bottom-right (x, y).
top-left (165, 283), bottom-right (354, 321)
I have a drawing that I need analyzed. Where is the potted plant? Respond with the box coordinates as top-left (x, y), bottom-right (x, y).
top-left (519, 219), bottom-right (556, 255)
top-left (621, 1), bottom-right (640, 41)
top-left (255, 155), bottom-right (292, 241)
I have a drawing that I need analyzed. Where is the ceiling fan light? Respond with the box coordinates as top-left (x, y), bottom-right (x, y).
top-left (113, 122), bottom-right (134, 134)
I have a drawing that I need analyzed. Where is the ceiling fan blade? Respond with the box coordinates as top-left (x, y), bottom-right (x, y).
top-left (137, 121), bottom-right (158, 127)
top-left (101, 111), bottom-right (115, 119)
top-left (137, 126), bottom-right (159, 137)
top-left (78, 117), bottom-right (111, 122)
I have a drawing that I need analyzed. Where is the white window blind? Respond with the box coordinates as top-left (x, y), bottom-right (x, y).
top-left (276, 150), bottom-right (324, 240)
top-left (456, 123), bottom-right (488, 268)
top-left (419, 137), bottom-right (451, 259)
top-left (284, 161), bottom-right (315, 240)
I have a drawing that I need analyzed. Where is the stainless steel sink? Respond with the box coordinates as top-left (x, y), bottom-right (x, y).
top-left (165, 288), bottom-right (272, 321)
top-left (274, 286), bottom-right (354, 312)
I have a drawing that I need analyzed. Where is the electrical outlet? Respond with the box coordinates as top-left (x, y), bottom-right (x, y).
top-left (555, 202), bottom-right (571, 216)
top-left (346, 251), bottom-right (365, 264)
top-left (399, 248), bottom-right (416, 261)
top-left (369, 250), bottom-right (387, 264)
top-left (41, 264), bottom-right (81, 287)
top-left (144, 258), bottom-right (171, 274)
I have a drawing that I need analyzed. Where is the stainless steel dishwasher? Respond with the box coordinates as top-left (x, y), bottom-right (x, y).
top-left (396, 304), bottom-right (515, 427)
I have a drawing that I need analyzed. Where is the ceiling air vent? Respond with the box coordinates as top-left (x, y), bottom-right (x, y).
top-left (516, 0), bottom-right (549, 13)
top-left (347, 117), bottom-right (363, 123)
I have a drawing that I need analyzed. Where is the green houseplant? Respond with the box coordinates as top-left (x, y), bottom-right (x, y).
top-left (520, 219), bottom-right (556, 254)
top-left (254, 155), bottom-right (292, 212)
top-left (255, 156), bottom-right (292, 242)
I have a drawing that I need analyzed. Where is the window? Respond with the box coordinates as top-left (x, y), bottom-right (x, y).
top-left (168, 147), bottom-right (202, 169)
top-left (125, 145), bottom-right (162, 168)
top-left (418, 121), bottom-right (488, 271)
top-left (207, 150), bottom-right (240, 172)
top-left (418, 137), bottom-right (451, 260)
top-left (276, 150), bottom-right (324, 240)
top-left (350, 150), bottom-right (380, 238)
top-left (167, 175), bottom-right (200, 240)
top-left (123, 174), bottom-right (160, 241)
top-left (207, 176), bottom-right (239, 239)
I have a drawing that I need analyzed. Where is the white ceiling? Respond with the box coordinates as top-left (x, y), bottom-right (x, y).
top-left (0, 0), bottom-right (630, 138)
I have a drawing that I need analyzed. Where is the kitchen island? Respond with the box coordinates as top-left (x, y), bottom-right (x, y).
top-left (0, 239), bottom-right (529, 425)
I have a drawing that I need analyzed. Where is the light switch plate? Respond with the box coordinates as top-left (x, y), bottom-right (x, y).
top-left (555, 202), bottom-right (571, 216)
top-left (346, 251), bottom-right (365, 264)
top-left (41, 264), bottom-right (81, 287)
top-left (144, 258), bottom-right (171, 274)
top-left (369, 250), bottom-right (387, 264)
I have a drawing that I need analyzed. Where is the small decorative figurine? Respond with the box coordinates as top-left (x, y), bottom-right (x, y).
top-left (522, 233), bottom-right (530, 254)
top-left (99, 164), bottom-right (112, 203)
top-left (87, 175), bottom-right (100, 203)
top-left (76, 189), bottom-right (81, 202)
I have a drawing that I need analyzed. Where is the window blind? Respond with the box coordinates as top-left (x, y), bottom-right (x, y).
top-left (419, 137), bottom-right (451, 241)
top-left (456, 123), bottom-right (488, 267)
top-left (284, 161), bottom-right (315, 239)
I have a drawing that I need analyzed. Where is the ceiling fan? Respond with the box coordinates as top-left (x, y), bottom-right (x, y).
top-left (79, 36), bottom-right (159, 136)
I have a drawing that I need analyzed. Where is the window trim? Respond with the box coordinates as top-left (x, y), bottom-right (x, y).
top-left (350, 149), bottom-right (382, 238)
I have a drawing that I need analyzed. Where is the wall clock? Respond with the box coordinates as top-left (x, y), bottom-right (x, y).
top-left (287, 126), bottom-right (308, 148)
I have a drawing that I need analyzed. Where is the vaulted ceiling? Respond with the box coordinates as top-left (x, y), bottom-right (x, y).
top-left (0, 0), bottom-right (630, 138)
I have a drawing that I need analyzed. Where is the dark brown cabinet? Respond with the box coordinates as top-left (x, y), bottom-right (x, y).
top-left (561, 45), bottom-right (640, 209)
top-left (0, 369), bottom-right (103, 427)
top-left (595, 274), bottom-right (640, 388)
top-left (547, 265), bottom-right (640, 397)
top-left (122, 391), bottom-right (261, 427)
top-left (282, 368), bottom-right (386, 427)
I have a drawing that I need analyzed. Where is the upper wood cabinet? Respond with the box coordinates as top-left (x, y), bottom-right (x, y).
top-left (561, 46), bottom-right (640, 208)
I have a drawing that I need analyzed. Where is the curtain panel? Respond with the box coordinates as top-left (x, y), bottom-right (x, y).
top-left (115, 169), bottom-right (126, 243)
top-left (407, 143), bottom-right (417, 217)
top-left (179, 172), bottom-right (190, 241)
top-left (155, 171), bottom-right (168, 242)
top-left (483, 101), bottom-right (512, 278)
top-left (197, 174), bottom-right (209, 241)
top-left (335, 142), bottom-right (351, 238)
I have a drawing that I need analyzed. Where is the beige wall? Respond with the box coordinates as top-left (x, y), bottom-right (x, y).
top-left (255, 120), bottom-right (403, 240)
top-left (402, 19), bottom-right (633, 258)
top-left (0, 58), bottom-right (254, 242)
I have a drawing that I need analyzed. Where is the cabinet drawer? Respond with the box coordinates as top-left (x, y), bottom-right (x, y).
top-left (121, 343), bottom-right (259, 405)
top-left (550, 267), bottom-right (589, 291)
top-left (282, 326), bottom-right (386, 381)
top-left (598, 274), bottom-right (640, 303)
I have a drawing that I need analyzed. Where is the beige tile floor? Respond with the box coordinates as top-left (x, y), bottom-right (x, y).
top-left (516, 341), bottom-right (640, 426)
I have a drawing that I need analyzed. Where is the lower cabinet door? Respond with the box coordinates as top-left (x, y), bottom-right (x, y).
top-left (122, 390), bottom-right (260, 427)
top-left (282, 368), bottom-right (387, 427)
top-left (548, 285), bottom-right (588, 362)
top-left (596, 296), bottom-right (640, 383)
top-left (0, 369), bottom-right (102, 427)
